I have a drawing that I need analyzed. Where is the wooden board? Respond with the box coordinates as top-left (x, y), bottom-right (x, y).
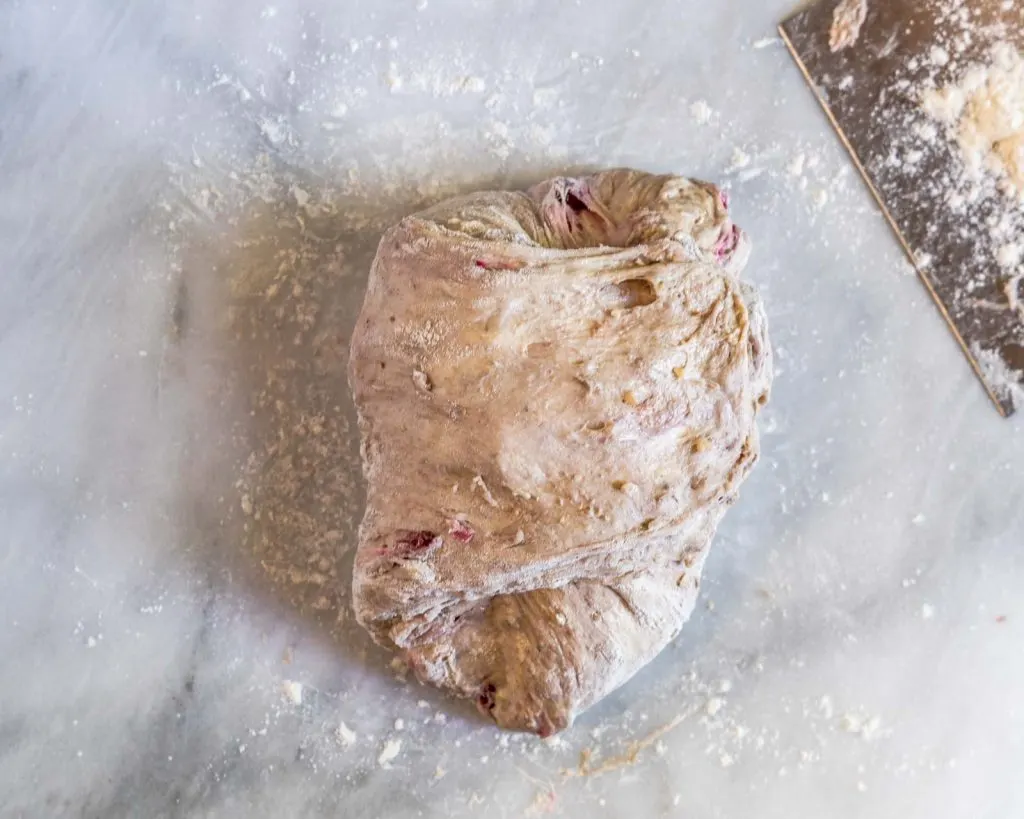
top-left (780, 0), bottom-right (1024, 416)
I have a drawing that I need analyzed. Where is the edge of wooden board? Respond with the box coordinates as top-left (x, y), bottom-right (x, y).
top-left (777, 22), bottom-right (1009, 418)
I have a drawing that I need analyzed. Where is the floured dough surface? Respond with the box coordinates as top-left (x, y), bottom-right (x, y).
top-left (348, 169), bottom-right (772, 735)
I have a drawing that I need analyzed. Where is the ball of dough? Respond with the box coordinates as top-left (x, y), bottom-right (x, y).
top-left (348, 169), bottom-right (772, 735)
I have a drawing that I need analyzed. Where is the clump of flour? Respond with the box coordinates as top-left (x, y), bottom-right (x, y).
top-left (923, 43), bottom-right (1024, 200)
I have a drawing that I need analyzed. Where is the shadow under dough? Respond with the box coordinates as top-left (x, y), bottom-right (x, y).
top-left (160, 163), bottom-right (596, 711)
top-left (166, 189), bottom-right (383, 665)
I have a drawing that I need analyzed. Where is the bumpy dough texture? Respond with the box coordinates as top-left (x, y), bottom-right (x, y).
top-left (348, 169), bottom-right (773, 735)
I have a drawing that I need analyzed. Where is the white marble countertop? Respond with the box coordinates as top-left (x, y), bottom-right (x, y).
top-left (3, 1), bottom-right (1023, 816)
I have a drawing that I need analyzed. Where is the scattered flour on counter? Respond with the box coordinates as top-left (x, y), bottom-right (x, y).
top-left (158, 157), bottom-right (372, 626)
top-left (726, 147), bottom-right (751, 171)
top-left (459, 76), bottom-right (486, 93)
top-left (565, 708), bottom-right (698, 779)
top-left (336, 722), bottom-right (357, 747)
top-left (385, 62), bottom-right (403, 92)
top-left (736, 167), bottom-right (766, 182)
top-left (378, 739), bottom-right (403, 767)
top-left (690, 99), bottom-right (713, 125)
top-left (532, 87), bottom-right (559, 109)
top-left (281, 680), bottom-right (304, 705)
top-left (259, 116), bottom-right (292, 146)
top-left (840, 712), bottom-right (883, 741)
top-left (860, 717), bottom-right (883, 741)
top-left (409, 67), bottom-right (488, 97)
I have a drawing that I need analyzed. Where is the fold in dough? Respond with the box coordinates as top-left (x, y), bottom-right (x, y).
top-left (348, 168), bottom-right (773, 735)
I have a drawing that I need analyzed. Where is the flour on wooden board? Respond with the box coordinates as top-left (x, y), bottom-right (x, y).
top-left (378, 738), bottom-right (403, 767)
top-left (923, 43), bottom-right (1024, 200)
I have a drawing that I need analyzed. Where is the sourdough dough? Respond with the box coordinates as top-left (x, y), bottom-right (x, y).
top-left (348, 169), bottom-right (772, 735)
